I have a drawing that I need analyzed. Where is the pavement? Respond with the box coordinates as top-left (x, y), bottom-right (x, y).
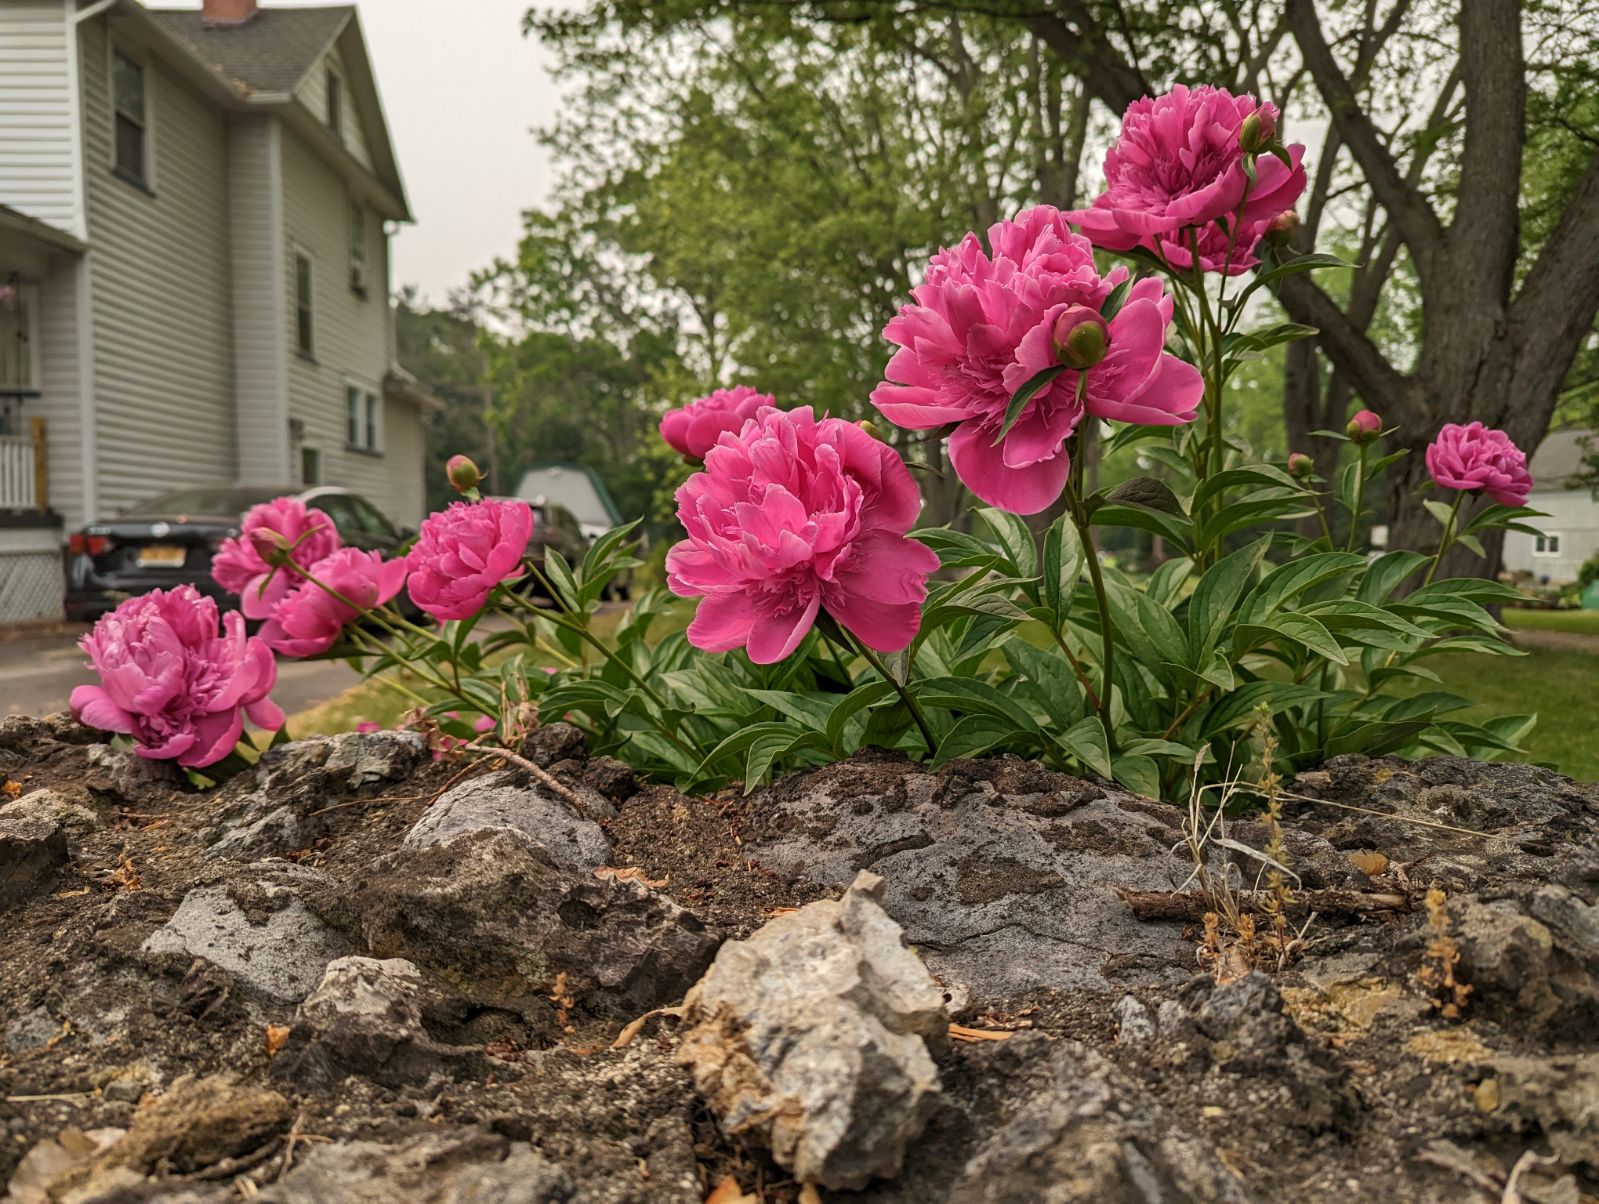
top-left (0, 623), bottom-right (361, 719)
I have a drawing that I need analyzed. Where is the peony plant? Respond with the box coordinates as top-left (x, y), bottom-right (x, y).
top-left (70, 82), bottom-right (1548, 799)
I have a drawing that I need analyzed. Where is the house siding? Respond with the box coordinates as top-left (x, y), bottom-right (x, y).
top-left (1501, 488), bottom-right (1599, 585)
top-left (35, 256), bottom-right (85, 526)
top-left (282, 126), bottom-right (421, 525)
top-left (228, 112), bottom-right (290, 483)
top-left (0, 0), bottom-right (81, 237)
top-left (80, 15), bottom-right (236, 515)
top-left (293, 45), bottom-right (374, 172)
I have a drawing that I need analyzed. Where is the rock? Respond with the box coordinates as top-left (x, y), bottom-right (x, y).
top-left (2, 788), bottom-right (101, 837)
top-left (945, 1036), bottom-right (1251, 1203)
top-left (106, 1073), bottom-right (292, 1174)
top-left (85, 743), bottom-right (182, 799)
top-left (142, 864), bottom-right (351, 1003)
top-left (1483, 1052), bottom-right (1599, 1167)
top-left (273, 956), bottom-right (488, 1088)
top-left (520, 722), bottom-right (587, 768)
top-left (0, 809), bottom-right (69, 908)
top-left (745, 756), bottom-right (1194, 997)
top-left (331, 829), bottom-right (717, 1022)
top-left (583, 755), bottom-right (639, 804)
top-left (0, 712), bottom-right (98, 755)
top-left (198, 731), bottom-right (426, 859)
top-left (4, 1004), bottom-right (61, 1052)
top-left (1443, 887), bottom-right (1599, 1038)
top-left (404, 770), bottom-right (612, 869)
top-left (257, 1131), bottom-right (576, 1203)
top-left (677, 871), bottom-right (946, 1190)
top-left (1113, 994), bottom-right (1156, 1044)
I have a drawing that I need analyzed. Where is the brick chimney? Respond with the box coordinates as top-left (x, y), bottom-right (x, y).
top-left (201, 0), bottom-right (259, 26)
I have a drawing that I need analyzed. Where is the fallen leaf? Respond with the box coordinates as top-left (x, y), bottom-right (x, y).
top-left (611, 1005), bottom-right (686, 1049)
top-left (265, 1024), bottom-right (290, 1057)
top-left (595, 866), bottom-right (669, 889)
top-left (947, 1023), bottom-right (1013, 1043)
top-left (798, 1184), bottom-right (823, 1204)
top-left (1346, 851), bottom-right (1389, 876)
top-left (2, 778), bottom-right (21, 799)
top-left (763, 906), bottom-right (799, 917)
top-left (704, 1175), bottom-right (756, 1204)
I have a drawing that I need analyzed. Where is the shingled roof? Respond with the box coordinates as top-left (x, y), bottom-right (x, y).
top-left (1528, 429), bottom-right (1596, 491)
top-left (146, 6), bottom-right (354, 98)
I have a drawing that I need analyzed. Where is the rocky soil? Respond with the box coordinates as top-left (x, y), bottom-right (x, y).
top-left (2, 713), bottom-right (1597, 1202)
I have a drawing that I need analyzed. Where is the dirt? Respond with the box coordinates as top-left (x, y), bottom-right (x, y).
top-left (2, 715), bottom-right (1598, 1202)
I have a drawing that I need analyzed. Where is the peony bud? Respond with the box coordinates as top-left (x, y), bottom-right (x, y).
top-left (1347, 410), bottom-right (1382, 444)
top-left (1239, 109), bottom-right (1275, 154)
top-left (857, 418), bottom-right (887, 442)
top-left (1287, 452), bottom-right (1314, 478)
top-left (446, 454), bottom-right (483, 495)
top-left (1051, 306), bottom-right (1110, 371)
top-left (1265, 210), bottom-right (1300, 246)
top-left (248, 527), bottom-right (292, 567)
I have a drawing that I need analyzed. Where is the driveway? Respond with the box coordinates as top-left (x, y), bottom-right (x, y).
top-left (0, 624), bottom-right (361, 720)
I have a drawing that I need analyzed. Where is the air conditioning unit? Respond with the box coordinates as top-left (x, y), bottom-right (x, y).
top-left (349, 260), bottom-right (368, 294)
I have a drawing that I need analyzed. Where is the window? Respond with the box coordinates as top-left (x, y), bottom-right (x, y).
top-left (294, 251), bottom-right (314, 357)
top-left (345, 383), bottom-right (381, 453)
top-left (326, 70), bottom-right (342, 139)
top-left (300, 447), bottom-right (322, 486)
top-left (112, 48), bottom-right (148, 185)
top-left (348, 200), bottom-right (367, 294)
top-left (350, 496), bottom-right (399, 540)
top-left (1533, 533), bottom-right (1562, 557)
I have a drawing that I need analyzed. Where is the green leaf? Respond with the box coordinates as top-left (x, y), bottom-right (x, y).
top-left (916, 676), bottom-right (1040, 732)
top-left (1235, 612), bottom-right (1349, 665)
top-left (824, 679), bottom-right (899, 750)
top-left (1201, 681), bottom-right (1326, 732)
top-left (1112, 754), bottom-right (1162, 798)
top-left (1256, 251), bottom-right (1358, 287)
top-left (933, 715), bottom-right (1028, 766)
top-left (975, 508), bottom-right (1040, 579)
top-left (1228, 321), bottom-right (1318, 354)
top-left (1238, 552), bottom-right (1367, 624)
top-left (1041, 515), bottom-right (1085, 616)
top-left (1423, 499), bottom-right (1459, 529)
top-left (744, 729), bottom-right (827, 793)
top-left (744, 689), bottom-right (836, 732)
top-left (1092, 502), bottom-right (1193, 551)
top-left (1190, 464), bottom-right (1303, 510)
top-left (1105, 580), bottom-right (1190, 680)
top-left (1099, 276), bottom-right (1134, 322)
top-left (1196, 494), bottom-right (1315, 546)
top-left (1185, 537), bottom-right (1268, 656)
top-left (541, 547), bottom-right (580, 610)
top-left (1101, 476), bottom-right (1187, 516)
top-left (1145, 556), bottom-right (1195, 607)
top-left (1057, 716), bottom-right (1113, 778)
top-left (994, 365), bottom-right (1065, 444)
top-left (1357, 550), bottom-right (1429, 603)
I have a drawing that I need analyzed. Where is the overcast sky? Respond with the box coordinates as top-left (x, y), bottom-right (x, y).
top-left (170, 0), bottom-right (566, 302)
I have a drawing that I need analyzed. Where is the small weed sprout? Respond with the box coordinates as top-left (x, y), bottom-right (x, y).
top-left (1417, 887), bottom-right (1473, 1019)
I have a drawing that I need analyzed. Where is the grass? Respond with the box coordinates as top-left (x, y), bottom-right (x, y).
top-left (1417, 648), bottom-right (1599, 782)
top-left (1502, 607), bottom-right (1599, 636)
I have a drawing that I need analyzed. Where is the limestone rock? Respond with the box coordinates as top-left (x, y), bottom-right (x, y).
top-left (273, 956), bottom-right (488, 1088)
top-left (85, 743), bottom-right (182, 800)
top-left (745, 757), bottom-right (1194, 997)
top-left (256, 1131), bottom-right (576, 1204)
top-left (106, 1073), bottom-right (292, 1175)
top-left (0, 809), bottom-right (69, 908)
top-left (404, 769), bottom-right (612, 869)
top-left (519, 721), bottom-right (588, 768)
top-left (333, 828), bottom-right (717, 1020)
top-left (142, 864), bottom-right (351, 1003)
top-left (198, 730), bottom-right (426, 860)
top-left (2, 788), bottom-right (101, 837)
top-left (677, 871), bottom-right (946, 1190)
top-left (947, 1036), bottom-right (1251, 1203)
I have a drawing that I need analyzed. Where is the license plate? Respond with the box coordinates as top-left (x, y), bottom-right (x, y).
top-left (137, 545), bottom-right (186, 568)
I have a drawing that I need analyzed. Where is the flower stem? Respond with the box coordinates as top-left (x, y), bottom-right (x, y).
top-left (1345, 442), bottom-right (1370, 553)
top-left (853, 637), bottom-right (937, 756)
top-left (1063, 476), bottom-right (1116, 747)
top-left (1423, 493), bottom-right (1465, 588)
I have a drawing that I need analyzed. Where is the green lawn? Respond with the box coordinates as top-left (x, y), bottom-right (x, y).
top-left (1418, 648), bottom-right (1599, 782)
top-left (1503, 608), bottom-right (1599, 636)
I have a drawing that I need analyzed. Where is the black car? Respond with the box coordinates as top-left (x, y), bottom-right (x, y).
top-left (65, 485), bottom-right (413, 622)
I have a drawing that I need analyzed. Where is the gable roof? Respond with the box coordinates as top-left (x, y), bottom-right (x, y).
top-left (1528, 429), bottom-right (1595, 491)
top-left (145, 6), bottom-right (353, 99)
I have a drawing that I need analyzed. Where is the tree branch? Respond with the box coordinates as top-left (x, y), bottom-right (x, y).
top-left (1451, 0), bottom-right (1526, 302)
top-left (1025, 7), bottom-right (1149, 113)
top-left (1274, 270), bottom-right (1417, 423)
top-left (1286, 0), bottom-right (1445, 273)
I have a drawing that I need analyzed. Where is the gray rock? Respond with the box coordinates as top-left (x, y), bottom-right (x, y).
top-left (199, 731), bottom-right (427, 860)
top-left (273, 956), bottom-right (488, 1088)
top-left (677, 871), bottom-right (946, 1190)
top-left (404, 770), bottom-right (612, 870)
top-left (1113, 994), bottom-right (1156, 1044)
top-left (0, 809), bottom-right (69, 908)
top-left (256, 1131), bottom-right (575, 1204)
top-left (2, 788), bottom-right (101, 836)
top-left (331, 829), bottom-right (717, 1021)
top-left (1485, 1052), bottom-right (1599, 1167)
top-left (745, 757), bottom-right (1194, 997)
top-left (4, 1005), bottom-right (60, 1052)
top-left (519, 721), bottom-right (587, 768)
top-left (946, 1036), bottom-right (1252, 1203)
top-left (85, 743), bottom-right (182, 799)
top-left (142, 864), bottom-right (351, 1003)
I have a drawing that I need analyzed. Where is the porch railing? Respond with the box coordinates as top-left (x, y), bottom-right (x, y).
top-left (0, 416), bottom-right (46, 511)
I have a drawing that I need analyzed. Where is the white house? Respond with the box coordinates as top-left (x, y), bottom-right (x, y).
top-left (1501, 429), bottom-right (1598, 585)
top-left (0, 0), bottom-right (435, 623)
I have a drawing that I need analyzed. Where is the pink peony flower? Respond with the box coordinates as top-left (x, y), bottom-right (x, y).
top-left (1151, 218), bottom-right (1267, 276)
top-left (473, 715), bottom-right (497, 734)
top-left (212, 497), bottom-right (342, 620)
top-left (1425, 422), bottom-right (1533, 508)
top-left (666, 406), bottom-right (939, 663)
top-left (70, 585), bottom-right (283, 769)
top-left (355, 721), bottom-right (383, 733)
top-left (1065, 84), bottom-right (1306, 268)
top-left (660, 385), bottom-right (776, 460)
top-left (871, 205), bottom-right (1201, 514)
top-left (406, 498), bottom-right (534, 621)
top-left (259, 548), bottom-right (409, 658)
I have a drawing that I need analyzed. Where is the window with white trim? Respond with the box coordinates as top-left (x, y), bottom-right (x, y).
top-left (345, 383), bottom-right (381, 453)
top-left (1533, 533), bottom-right (1562, 557)
top-left (348, 200), bottom-right (368, 295)
top-left (326, 70), bottom-right (343, 140)
top-left (294, 250), bottom-right (315, 358)
top-left (112, 48), bottom-right (149, 186)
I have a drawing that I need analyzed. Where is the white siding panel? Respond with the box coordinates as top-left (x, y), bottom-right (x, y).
top-left (229, 113), bottom-right (290, 483)
top-left (0, 0), bottom-right (80, 235)
top-left (1501, 489), bottom-right (1599, 585)
top-left (35, 256), bottom-right (84, 528)
top-left (293, 46), bottom-right (373, 171)
top-left (283, 127), bottom-right (420, 525)
top-left (81, 17), bottom-right (236, 515)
